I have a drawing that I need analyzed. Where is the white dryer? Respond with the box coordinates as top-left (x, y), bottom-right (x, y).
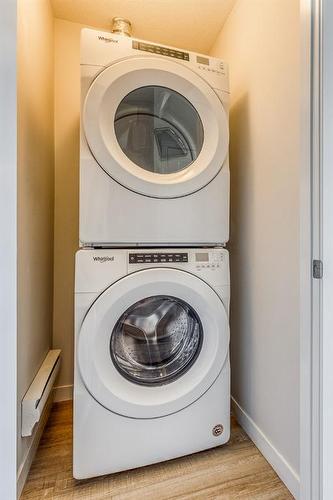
top-left (74, 248), bottom-right (230, 478)
top-left (80, 29), bottom-right (230, 247)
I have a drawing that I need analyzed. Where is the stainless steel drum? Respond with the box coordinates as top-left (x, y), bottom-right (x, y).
top-left (110, 295), bottom-right (203, 385)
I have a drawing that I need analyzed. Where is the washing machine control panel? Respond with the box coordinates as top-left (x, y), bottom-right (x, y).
top-left (129, 252), bottom-right (188, 264)
top-left (126, 250), bottom-right (228, 287)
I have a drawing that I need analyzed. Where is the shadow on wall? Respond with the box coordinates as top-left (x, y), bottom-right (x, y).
top-left (18, 93), bottom-right (55, 379)
top-left (53, 117), bottom-right (80, 389)
top-left (17, 73), bottom-right (55, 472)
top-left (227, 92), bottom-right (256, 404)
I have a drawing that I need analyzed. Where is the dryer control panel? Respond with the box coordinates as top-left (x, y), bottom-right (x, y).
top-left (129, 252), bottom-right (188, 264)
top-left (132, 40), bottom-right (190, 61)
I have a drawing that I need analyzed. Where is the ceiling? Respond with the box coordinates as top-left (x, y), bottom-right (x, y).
top-left (51, 0), bottom-right (236, 53)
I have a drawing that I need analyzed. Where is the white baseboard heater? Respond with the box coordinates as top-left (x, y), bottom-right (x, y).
top-left (21, 349), bottom-right (61, 437)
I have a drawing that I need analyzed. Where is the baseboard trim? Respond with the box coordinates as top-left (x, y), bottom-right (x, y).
top-left (53, 384), bottom-right (73, 402)
top-left (231, 397), bottom-right (300, 499)
top-left (17, 397), bottom-right (52, 498)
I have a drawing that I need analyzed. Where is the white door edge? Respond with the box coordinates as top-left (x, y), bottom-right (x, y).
top-left (0, 3), bottom-right (17, 499)
top-left (300, 1), bottom-right (328, 499)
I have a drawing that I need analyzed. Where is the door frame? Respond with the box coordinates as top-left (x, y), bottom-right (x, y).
top-left (300, 0), bottom-right (333, 499)
top-left (0, 1), bottom-right (17, 499)
top-left (299, 2), bottom-right (318, 498)
top-left (319, 1), bottom-right (333, 498)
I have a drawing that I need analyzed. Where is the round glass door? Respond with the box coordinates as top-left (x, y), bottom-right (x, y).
top-left (77, 267), bottom-right (229, 418)
top-left (114, 86), bottom-right (204, 175)
top-left (111, 295), bottom-right (203, 385)
top-left (83, 57), bottom-right (229, 198)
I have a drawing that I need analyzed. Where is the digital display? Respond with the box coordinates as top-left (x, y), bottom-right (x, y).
top-left (129, 253), bottom-right (188, 264)
top-left (196, 253), bottom-right (209, 262)
top-left (196, 56), bottom-right (210, 66)
top-left (132, 40), bottom-right (190, 61)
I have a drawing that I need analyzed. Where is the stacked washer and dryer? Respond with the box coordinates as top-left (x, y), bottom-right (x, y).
top-left (74, 26), bottom-right (230, 479)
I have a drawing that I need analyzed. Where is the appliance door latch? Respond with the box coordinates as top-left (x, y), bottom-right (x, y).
top-left (313, 259), bottom-right (323, 279)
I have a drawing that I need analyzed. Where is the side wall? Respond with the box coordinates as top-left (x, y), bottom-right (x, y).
top-left (210, 0), bottom-right (300, 495)
top-left (0, 1), bottom-right (17, 498)
top-left (53, 19), bottom-right (85, 398)
top-left (17, 0), bottom-right (55, 482)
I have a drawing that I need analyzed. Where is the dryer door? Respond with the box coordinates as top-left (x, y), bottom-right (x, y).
top-left (77, 268), bottom-right (229, 418)
top-left (83, 56), bottom-right (229, 198)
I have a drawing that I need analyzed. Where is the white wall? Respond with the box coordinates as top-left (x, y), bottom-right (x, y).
top-left (210, 0), bottom-right (300, 495)
top-left (0, 1), bottom-right (17, 498)
top-left (17, 0), bottom-right (55, 481)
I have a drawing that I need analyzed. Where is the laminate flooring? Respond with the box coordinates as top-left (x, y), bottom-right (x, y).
top-left (21, 401), bottom-right (293, 499)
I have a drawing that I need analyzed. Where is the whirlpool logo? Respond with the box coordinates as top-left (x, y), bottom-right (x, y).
top-left (97, 36), bottom-right (118, 44)
top-left (93, 256), bottom-right (115, 263)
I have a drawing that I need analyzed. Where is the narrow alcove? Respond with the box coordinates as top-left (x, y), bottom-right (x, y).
top-left (16, 1), bottom-right (301, 498)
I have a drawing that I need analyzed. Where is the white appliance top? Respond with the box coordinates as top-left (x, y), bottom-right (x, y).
top-left (81, 28), bottom-right (229, 93)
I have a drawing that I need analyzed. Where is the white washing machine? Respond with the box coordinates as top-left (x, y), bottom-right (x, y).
top-left (74, 247), bottom-right (230, 478)
top-left (80, 29), bottom-right (230, 247)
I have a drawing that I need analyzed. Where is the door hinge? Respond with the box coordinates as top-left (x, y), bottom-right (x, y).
top-left (313, 259), bottom-right (323, 279)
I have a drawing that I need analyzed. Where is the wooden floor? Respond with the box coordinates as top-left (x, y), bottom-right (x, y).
top-left (21, 401), bottom-right (293, 499)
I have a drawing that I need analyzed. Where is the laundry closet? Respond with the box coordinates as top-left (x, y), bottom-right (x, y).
top-left (16, 0), bottom-right (301, 498)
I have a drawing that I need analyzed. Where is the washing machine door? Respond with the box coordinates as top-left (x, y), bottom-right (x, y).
top-left (83, 56), bottom-right (229, 198)
top-left (78, 268), bottom-right (229, 418)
